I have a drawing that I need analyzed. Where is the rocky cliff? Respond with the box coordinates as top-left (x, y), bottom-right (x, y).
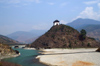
top-left (29, 24), bottom-right (100, 48)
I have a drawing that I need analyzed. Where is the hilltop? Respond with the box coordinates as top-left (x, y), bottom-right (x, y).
top-left (29, 24), bottom-right (100, 48)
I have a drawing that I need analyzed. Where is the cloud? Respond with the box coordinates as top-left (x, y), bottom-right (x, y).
top-left (60, 20), bottom-right (68, 24)
top-left (98, 3), bottom-right (100, 8)
top-left (48, 2), bottom-right (54, 5)
top-left (74, 7), bottom-right (100, 21)
top-left (8, 0), bottom-right (20, 4)
top-left (84, 1), bottom-right (98, 5)
top-left (60, 2), bottom-right (67, 7)
top-left (32, 24), bottom-right (51, 30)
top-left (35, 0), bottom-right (40, 3)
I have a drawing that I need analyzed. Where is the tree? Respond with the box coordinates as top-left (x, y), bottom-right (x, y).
top-left (80, 29), bottom-right (86, 36)
top-left (79, 29), bottom-right (87, 40)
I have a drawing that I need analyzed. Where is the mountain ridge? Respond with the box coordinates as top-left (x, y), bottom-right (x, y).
top-left (67, 18), bottom-right (100, 29)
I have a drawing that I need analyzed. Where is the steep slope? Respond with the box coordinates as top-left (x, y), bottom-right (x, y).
top-left (0, 35), bottom-right (19, 44)
top-left (29, 24), bottom-right (99, 48)
top-left (77, 25), bottom-right (100, 42)
top-left (67, 18), bottom-right (100, 29)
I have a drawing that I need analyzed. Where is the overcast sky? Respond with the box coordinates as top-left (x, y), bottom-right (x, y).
top-left (0, 0), bottom-right (100, 35)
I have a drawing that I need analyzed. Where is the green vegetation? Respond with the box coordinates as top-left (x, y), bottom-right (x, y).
top-left (88, 37), bottom-right (95, 40)
top-left (74, 41), bottom-right (77, 44)
top-left (87, 43), bottom-right (91, 47)
top-left (79, 29), bottom-right (86, 40)
top-left (69, 43), bottom-right (72, 48)
top-left (68, 40), bottom-right (72, 48)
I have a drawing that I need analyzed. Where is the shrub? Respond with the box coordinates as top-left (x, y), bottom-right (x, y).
top-left (88, 37), bottom-right (95, 40)
top-left (51, 34), bottom-right (55, 39)
top-left (74, 41), bottom-right (77, 44)
top-left (87, 43), bottom-right (91, 47)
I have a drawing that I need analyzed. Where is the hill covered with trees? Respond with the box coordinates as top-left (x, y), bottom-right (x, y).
top-left (28, 24), bottom-right (100, 48)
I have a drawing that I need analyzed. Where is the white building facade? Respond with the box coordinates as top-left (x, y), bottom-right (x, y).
top-left (53, 20), bottom-right (60, 26)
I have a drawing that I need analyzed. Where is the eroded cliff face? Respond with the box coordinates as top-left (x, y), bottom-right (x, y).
top-left (0, 44), bottom-right (17, 59)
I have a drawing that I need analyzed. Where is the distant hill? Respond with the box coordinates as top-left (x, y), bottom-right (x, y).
top-left (0, 35), bottom-right (19, 44)
top-left (67, 18), bottom-right (100, 42)
top-left (67, 18), bottom-right (100, 29)
top-left (28, 24), bottom-right (99, 48)
top-left (24, 37), bottom-right (39, 44)
top-left (77, 25), bottom-right (100, 42)
top-left (7, 31), bottom-right (36, 43)
top-left (7, 30), bottom-right (46, 43)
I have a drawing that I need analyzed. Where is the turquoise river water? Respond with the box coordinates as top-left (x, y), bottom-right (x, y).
top-left (2, 48), bottom-right (48, 66)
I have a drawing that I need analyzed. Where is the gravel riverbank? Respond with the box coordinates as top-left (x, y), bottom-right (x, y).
top-left (36, 48), bottom-right (100, 66)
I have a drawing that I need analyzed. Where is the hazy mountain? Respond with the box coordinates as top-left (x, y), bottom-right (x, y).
top-left (30, 30), bottom-right (47, 36)
top-left (67, 18), bottom-right (100, 42)
top-left (77, 25), bottom-right (100, 42)
top-left (7, 30), bottom-right (46, 43)
top-left (67, 18), bottom-right (100, 29)
top-left (0, 34), bottom-right (19, 44)
top-left (24, 37), bottom-right (39, 44)
top-left (28, 24), bottom-right (99, 48)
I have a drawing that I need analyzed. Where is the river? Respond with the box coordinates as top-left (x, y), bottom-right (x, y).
top-left (2, 48), bottom-right (48, 66)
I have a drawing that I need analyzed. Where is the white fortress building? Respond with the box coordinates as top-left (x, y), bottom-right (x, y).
top-left (53, 20), bottom-right (60, 26)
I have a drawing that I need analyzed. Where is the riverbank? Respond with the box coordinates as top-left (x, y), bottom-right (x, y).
top-left (36, 48), bottom-right (100, 66)
top-left (0, 53), bottom-right (21, 66)
top-left (0, 53), bottom-right (20, 60)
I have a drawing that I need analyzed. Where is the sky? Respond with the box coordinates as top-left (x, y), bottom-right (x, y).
top-left (0, 0), bottom-right (100, 35)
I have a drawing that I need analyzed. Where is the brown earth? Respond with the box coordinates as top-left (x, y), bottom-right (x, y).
top-left (72, 61), bottom-right (94, 66)
top-left (0, 61), bottom-right (21, 66)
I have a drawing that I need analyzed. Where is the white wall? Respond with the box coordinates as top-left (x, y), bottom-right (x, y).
top-left (54, 22), bottom-right (59, 25)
